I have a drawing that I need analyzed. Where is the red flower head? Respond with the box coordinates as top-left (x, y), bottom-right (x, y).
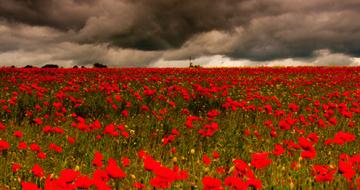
top-left (32, 164), bottom-right (44, 178)
top-left (67, 136), bottom-right (75, 144)
top-left (58, 168), bottom-right (80, 183)
top-left (105, 158), bottom-right (127, 178)
top-left (0, 122), bottom-right (6, 130)
top-left (233, 159), bottom-right (255, 179)
top-left (92, 151), bottom-right (104, 167)
top-left (121, 157), bottom-right (130, 167)
top-left (288, 103), bottom-right (299, 112)
top-left (133, 182), bottom-right (145, 189)
top-left (0, 140), bottom-right (10, 151)
top-left (12, 163), bottom-right (21, 173)
top-left (250, 152), bottom-right (272, 169)
top-left (13, 130), bottom-right (23, 138)
top-left (121, 110), bottom-right (129, 118)
top-left (49, 143), bottom-right (62, 153)
top-left (21, 181), bottom-right (40, 190)
top-left (144, 156), bottom-right (161, 171)
top-left (202, 176), bottom-right (223, 190)
top-left (149, 166), bottom-right (177, 188)
top-left (75, 175), bottom-right (94, 189)
top-left (224, 176), bottom-right (247, 190)
top-left (37, 152), bottom-right (47, 159)
top-left (207, 109), bottom-right (221, 118)
top-left (298, 137), bottom-right (316, 159)
top-left (202, 154), bottom-right (212, 165)
top-left (29, 143), bottom-right (41, 152)
top-left (34, 118), bottom-right (43, 125)
top-left (338, 160), bottom-right (356, 181)
top-left (312, 165), bottom-right (336, 182)
top-left (272, 144), bottom-right (285, 156)
top-left (213, 151), bottom-right (220, 159)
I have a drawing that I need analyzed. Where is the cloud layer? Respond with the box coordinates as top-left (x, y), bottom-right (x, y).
top-left (1, 0), bottom-right (360, 67)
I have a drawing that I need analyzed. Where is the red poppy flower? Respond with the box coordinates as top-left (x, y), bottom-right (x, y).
top-left (272, 144), bottom-right (285, 156)
top-left (58, 168), bottom-right (80, 183)
top-left (121, 131), bottom-right (129, 138)
top-left (246, 178), bottom-right (262, 189)
top-left (338, 160), bottom-right (356, 181)
top-left (224, 176), bottom-right (247, 190)
top-left (202, 154), bottom-right (212, 165)
top-left (233, 159), bottom-right (255, 179)
top-left (0, 122), bottom-right (6, 130)
top-left (67, 136), bottom-right (75, 144)
top-left (121, 157), bottom-right (130, 167)
top-left (49, 143), bottom-right (62, 153)
top-left (250, 152), bottom-right (272, 169)
top-left (12, 163), bottom-right (21, 173)
top-left (312, 165), bottom-right (336, 182)
top-left (93, 169), bottom-right (110, 182)
top-left (0, 140), bottom-right (10, 151)
top-left (202, 176), bottom-right (223, 190)
top-left (121, 110), bottom-right (129, 118)
top-left (92, 151), bottom-right (104, 167)
top-left (288, 103), bottom-right (299, 112)
top-left (144, 156), bottom-right (161, 171)
top-left (207, 109), bottom-right (221, 118)
top-left (325, 131), bottom-right (356, 146)
top-left (105, 158), bottom-right (127, 178)
top-left (298, 137), bottom-right (316, 159)
top-left (149, 166), bottom-right (177, 188)
top-left (21, 181), bottom-right (40, 190)
top-left (149, 175), bottom-right (172, 189)
top-left (133, 182), bottom-right (145, 189)
top-left (30, 143), bottom-right (41, 152)
top-left (213, 151), bottom-right (220, 159)
top-left (37, 152), bottom-right (47, 159)
top-left (32, 164), bottom-right (44, 177)
top-left (75, 175), bottom-right (94, 189)
top-left (17, 141), bottom-right (27, 150)
top-left (13, 130), bottom-right (23, 138)
top-left (34, 118), bottom-right (43, 125)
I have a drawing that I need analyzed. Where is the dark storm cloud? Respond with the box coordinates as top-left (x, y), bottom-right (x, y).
top-left (227, 11), bottom-right (360, 60)
top-left (107, 0), bottom-right (250, 50)
top-left (1, 0), bottom-right (360, 64)
top-left (0, 0), bottom-right (280, 50)
top-left (0, 0), bottom-right (98, 30)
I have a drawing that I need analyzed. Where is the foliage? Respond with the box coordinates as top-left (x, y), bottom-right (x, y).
top-left (0, 67), bottom-right (359, 189)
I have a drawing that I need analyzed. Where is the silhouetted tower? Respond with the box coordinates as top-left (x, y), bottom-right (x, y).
top-left (189, 57), bottom-right (193, 68)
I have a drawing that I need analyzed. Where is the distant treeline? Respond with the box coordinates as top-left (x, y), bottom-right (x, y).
top-left (13, 63), bottom-right (108, 68)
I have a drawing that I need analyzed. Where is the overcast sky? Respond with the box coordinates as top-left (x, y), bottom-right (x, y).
top-left (1, 0), bottom-right (360, 67)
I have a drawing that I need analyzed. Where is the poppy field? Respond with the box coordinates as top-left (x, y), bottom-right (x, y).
top-left (0, 67), bottom-right (359, 189)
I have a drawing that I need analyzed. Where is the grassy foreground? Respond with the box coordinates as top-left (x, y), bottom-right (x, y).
top-left (0, 67), bottom-right (359, 189)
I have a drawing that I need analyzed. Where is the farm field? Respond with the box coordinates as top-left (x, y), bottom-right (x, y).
top-left (0, 67), bottom-right (359, 189)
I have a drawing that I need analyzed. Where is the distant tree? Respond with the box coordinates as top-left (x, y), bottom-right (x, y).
top-left (10, 65), bottom-right (15, 68)
top-left (24, 65), bottom-right (34, 68)
top-left (42, 64), bottom-right (59, 68)
top-left (93, 62), bottom-right (107, 68)
top-left (81, 66), bottom-right (86, 68)
top-left (73, 65), bottom-right (79, 69)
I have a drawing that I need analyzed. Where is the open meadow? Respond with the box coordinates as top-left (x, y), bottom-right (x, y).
top-left (0, 67), bottom-right (359, 189)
